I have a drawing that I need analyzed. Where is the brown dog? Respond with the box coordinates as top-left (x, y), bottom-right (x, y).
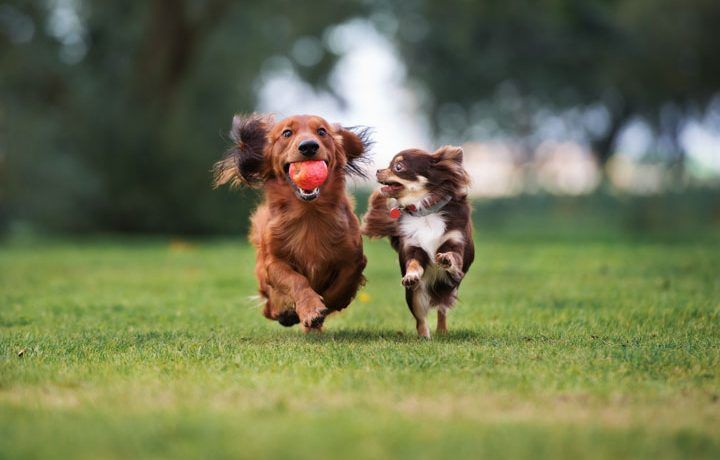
top-left (213, 114), bottom-right (372, 331)
top-left (362, 146), bottom-right (474, 338)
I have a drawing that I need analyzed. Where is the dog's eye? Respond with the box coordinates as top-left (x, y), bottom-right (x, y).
top-left (282, 129), bottom-right (292, 138)
top-left (317, 127), bottom-right (327, 136)
top-left (394, 163), bottom-right (404, 172)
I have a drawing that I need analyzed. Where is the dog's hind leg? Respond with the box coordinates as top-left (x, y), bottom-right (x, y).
top-left (406, 286), bottom-right (432, 339)
top-left (321, 252), bottom-right (367, 313)
top-left (436, 289), bottom-right (457, 335)
top-left (437, 308), bottom-right (447, 335)
top-left (401, 247), bottom-right (431, 338)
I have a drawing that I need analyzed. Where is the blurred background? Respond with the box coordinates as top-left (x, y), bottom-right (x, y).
top-left (1, 0), bottom-right (719, 239)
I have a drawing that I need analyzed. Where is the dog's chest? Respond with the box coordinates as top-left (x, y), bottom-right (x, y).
top-left (279, 215), bottom-right (348, 275)
top-left (399, 213), bottom-right (447, 258)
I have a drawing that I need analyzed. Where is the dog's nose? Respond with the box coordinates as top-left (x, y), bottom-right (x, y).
top-left (298, 139), bottom-right (319, 157)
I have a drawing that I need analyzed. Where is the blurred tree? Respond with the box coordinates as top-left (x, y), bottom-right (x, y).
top-left (0, 0), bottom-right (367, 234)
top-left (380, 0), bottom-right (720, 173)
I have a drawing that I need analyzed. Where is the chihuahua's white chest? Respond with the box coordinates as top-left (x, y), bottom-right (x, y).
top-left (399, 213), bottom-right (447, 259)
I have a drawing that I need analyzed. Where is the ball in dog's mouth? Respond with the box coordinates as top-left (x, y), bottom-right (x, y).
top-left (285, 160), bottom-right (328, 202)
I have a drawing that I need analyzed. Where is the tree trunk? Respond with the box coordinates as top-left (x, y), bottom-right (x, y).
top-left (132, 0), bottom-right (194, 112)
top-left (665, 121), bottom-right (687, 188)
top-left (132, 0), bottom-right (230, 114)
top-left (591, 105), bottom-right (633, 177)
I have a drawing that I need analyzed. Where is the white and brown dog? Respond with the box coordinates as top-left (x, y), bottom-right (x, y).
top-left (362, 146), bottom-right (474, 338)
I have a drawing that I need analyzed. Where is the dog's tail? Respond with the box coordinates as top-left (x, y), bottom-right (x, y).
top-left (361, 191), bottom-right (399, 238)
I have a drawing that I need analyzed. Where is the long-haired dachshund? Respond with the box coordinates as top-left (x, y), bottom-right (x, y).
top-left (362, 146), bottom-right (474, 338)
top-left (213, 114), bottom-right (372, 332)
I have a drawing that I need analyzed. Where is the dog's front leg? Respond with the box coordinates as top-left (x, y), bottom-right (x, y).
top-left (265, 258), bottom-right (326, 331)
top-left (401, 246), bottom-right (428, 289)
top-left (434, 239), bottom-right (466, 335)
top-left (435, 239), bottom-right (465, 284)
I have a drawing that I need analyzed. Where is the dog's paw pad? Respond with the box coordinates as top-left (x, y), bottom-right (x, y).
top-left (301, 307), bottom-right (326, 329)
top-left (402, 274), bottom-right (420, 288)
top-left (309, 314), bottom-right (326, 329)
top-left (277, 310), bottom-right (300, 327)
top-left (435, 253), bottom-right (453, 269)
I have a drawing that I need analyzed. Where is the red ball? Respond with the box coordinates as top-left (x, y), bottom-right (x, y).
top-left (289, 160), bottom-right (328, 190)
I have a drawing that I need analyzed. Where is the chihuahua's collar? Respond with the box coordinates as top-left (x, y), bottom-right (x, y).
top-left (390, 194), bottom-right (452, 219)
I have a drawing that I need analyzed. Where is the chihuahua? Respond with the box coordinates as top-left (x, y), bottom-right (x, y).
top-left (362, 146), bottom-right (474, 338)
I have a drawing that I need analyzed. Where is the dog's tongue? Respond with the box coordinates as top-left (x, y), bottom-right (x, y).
top-left (381, 184), bottom-right (402, 194)
top-left (289, 160), bottom-right (328, 190)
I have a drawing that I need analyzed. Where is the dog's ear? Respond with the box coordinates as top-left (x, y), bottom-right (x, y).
top-left (433, 145), bottom-right (463, 165)
top-left (432, 145), bottom-right (469, 198)
top-left (335, 125), bottom-right (373, 178)
top-left (213, 113), bottom-right (274, 188)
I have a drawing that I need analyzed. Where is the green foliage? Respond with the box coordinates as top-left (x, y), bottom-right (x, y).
top-left (382, 0), bottom-right (720, 163)
top-left (470, 188), bottom-right (720, 240)
top-left (1, 229), bottom-right (719, 459)
top-left (0, 0), bottom-right (368, 234)
top-left (2, 0), bottom-right (719, 234)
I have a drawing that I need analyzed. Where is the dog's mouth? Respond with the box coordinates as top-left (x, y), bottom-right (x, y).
top-left (283, 161), bottom-right (329, 202)
top-left (379, 180), bottom-right (404, 196)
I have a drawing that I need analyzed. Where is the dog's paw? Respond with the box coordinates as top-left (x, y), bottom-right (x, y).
top-left (303, 315), bottom-right (325, 331)
top-left (277, 310), bottom-right (300, 327)
top-left (302, 307), bottom-right (326, 330)
top-left (402, 273), bottom-right (421, 289)
top-left (435, 252), bottom-right (464, 283)
top-left (435, 252), bottom-right (454, 269)
top-left (296, 294), bottom-right (328, 331)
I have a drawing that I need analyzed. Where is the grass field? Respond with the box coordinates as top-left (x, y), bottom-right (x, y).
top-left (1, 231), bottom-right (719, 459)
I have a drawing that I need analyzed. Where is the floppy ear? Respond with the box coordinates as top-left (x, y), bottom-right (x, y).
top-left (212, 113), bottom-right (273, 188)
top-left (335, 125), bottom-right (373, 178)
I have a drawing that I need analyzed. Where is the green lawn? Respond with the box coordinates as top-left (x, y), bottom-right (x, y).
top-left (1, 234), bottom-right (719, 459)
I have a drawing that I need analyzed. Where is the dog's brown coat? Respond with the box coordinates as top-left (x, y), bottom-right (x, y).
top-left (214, 114), bottom-right (371, 331)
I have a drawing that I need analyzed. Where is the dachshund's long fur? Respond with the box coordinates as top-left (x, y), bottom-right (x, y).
top-left (214, 114), bottom-right (372, 331)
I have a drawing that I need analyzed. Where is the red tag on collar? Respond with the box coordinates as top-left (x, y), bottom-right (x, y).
top-left (389, 207), bottom-right (401, 219)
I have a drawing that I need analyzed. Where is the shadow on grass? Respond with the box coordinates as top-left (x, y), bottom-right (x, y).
top-left (311, 328), bottom-right (488, 343)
